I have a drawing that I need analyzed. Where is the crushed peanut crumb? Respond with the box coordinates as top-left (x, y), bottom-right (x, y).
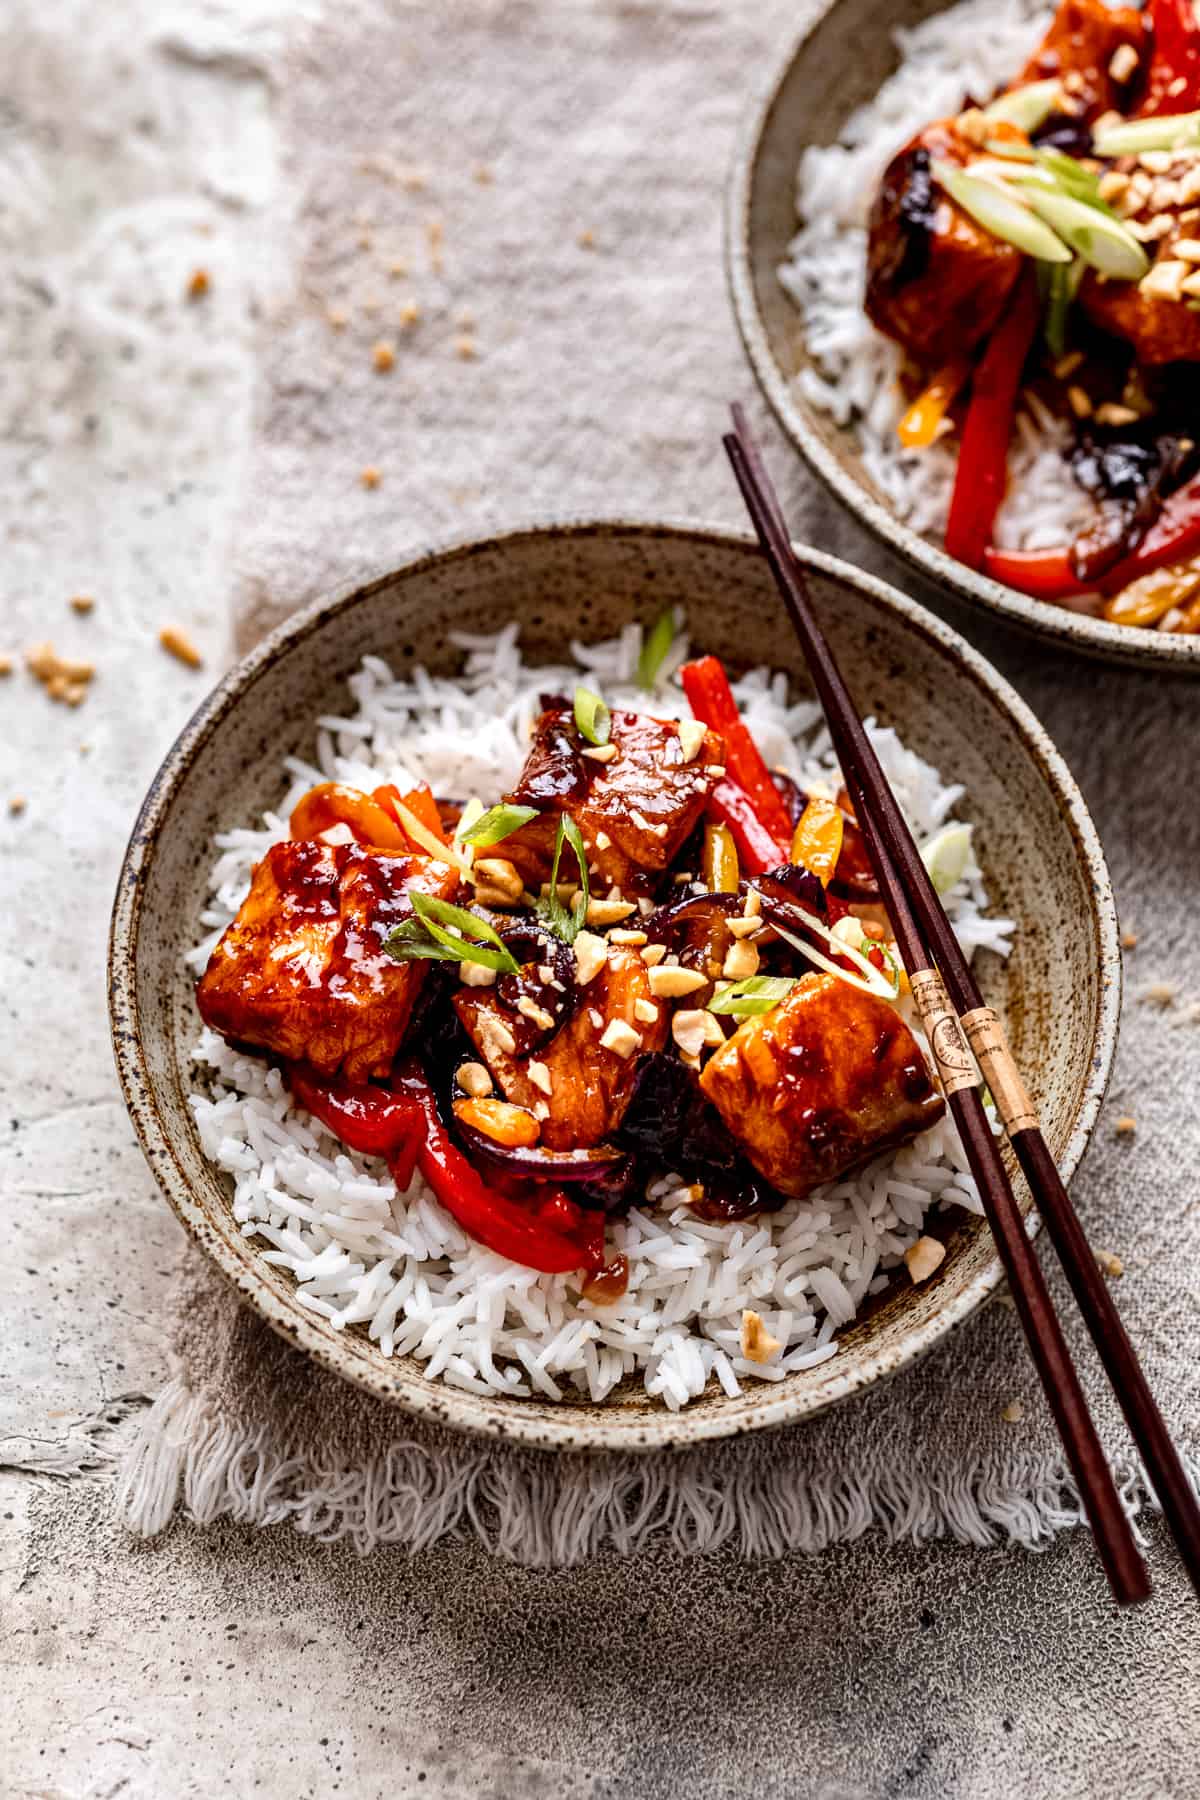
top-left (9, 795), bottom-right (26, 815)
top-left (473, 164), bottom-right (493, 185)
top-left (1114, 1115), bottom-right (1137, 1136)
top-left (1121, 930), bottom-right (1138, 949)
top-left (1000, 1399), bottom-right (1025, 1424)
top-left (360, 466), bottom-right (382, 489)
top-left (372, 340), bottom-right (396, 372)
top-left (904, 1235), bottom-right (946, 1283)
top-left (186, 268), bottom-right (210, 300)
top-left (578, 228), bottom-right (596, 249)
top-left (68, 594), bottom-right (95, 615)
top-left (399, 301), bottom-right (421, 329)
top-left (1141, 982), bottom-right (1176, 1007)
top-left (158, 625), bottom-right (203, 669)
top-left (0, 654), bottom-right (13, 676)
top-left (326, 305), bottom-right (348, 330)
top-left (454, 335), bottom-right (477, 360)
top-left (26, 642), bottom-right (95, 705)
top-left (1095, 1249), bottom-right (1124, 1279)
top-left (387, 259), bottom-right (408, 278)
top-left (740, 1310), bottom-right (782, 1365)
top-left (427, 218), bottom-right (444, 273)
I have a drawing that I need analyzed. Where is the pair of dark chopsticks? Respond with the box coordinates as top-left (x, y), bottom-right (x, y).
top-left (724, 404), bottom-right (1200, 1608)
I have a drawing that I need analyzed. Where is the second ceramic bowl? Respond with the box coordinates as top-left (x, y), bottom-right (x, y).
top-left (726, 0), bottom-right (1200, 671)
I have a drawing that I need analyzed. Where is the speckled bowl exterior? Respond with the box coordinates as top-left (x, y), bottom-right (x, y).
top-left (726, 0), bottom-right (1200, 672)
top-left (109, 521), bottom-right (1121, 1452)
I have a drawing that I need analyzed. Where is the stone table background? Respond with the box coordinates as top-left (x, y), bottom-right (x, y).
top-left (2, 1), bottom-right (1196, 1795)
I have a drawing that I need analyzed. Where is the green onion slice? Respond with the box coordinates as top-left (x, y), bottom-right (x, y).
top-left (636, 608), bottom-right (678, 690)
top-left (934, 162), bottom-right (1072, 264)
top-left (920, 822), bottom-right (974, 895)
top-left (982, 78), bottom-right (1062, 135)
top-left (1093, 110), bottom-right (1200, 158)
top-left (1022, 187), bottom-right (1148, 281)
top-left (384, 892), bottom-right (520, 973)
top-left (708, 976), bottom-right (797, 1017)
top-left (574, 685), bottom-right (611, 746)
top-left (1034, 148), bottom-right (1115, 215)
top-left (460, 801), bottom-right (538, 847)
top-left (535, 813), bottom-right (590, 944)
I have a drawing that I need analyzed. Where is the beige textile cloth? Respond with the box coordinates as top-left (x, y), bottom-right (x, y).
top-left (119, 0), bottom-right (1200, 1560)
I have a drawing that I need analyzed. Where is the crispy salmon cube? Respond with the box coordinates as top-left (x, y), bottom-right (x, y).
top-left (502, 707), bottom-right (725, 894)
top-left (196, 838), bottom-right (460, 1082)
top-left (699, 974), bottom-right (944, 1198)
top-left (453, 945), bottom-right (668, 1148)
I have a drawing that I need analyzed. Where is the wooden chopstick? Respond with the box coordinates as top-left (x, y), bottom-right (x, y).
top-left (724, 411), bottom-right (1155, 1606)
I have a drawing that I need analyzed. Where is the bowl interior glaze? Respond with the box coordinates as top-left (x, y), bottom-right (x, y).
top-left (109, 522), bottom-right (1119, 1452)
top-left (726, 0), bottom-right (1200, 671)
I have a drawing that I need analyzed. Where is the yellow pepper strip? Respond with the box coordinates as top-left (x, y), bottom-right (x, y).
top-left (1103, 554), bottom-right (1200, 629)
top-left (897, 361), bottom-right (970, 450)
top-left (701, 820), bottom-right (739, 892)
top-left (791, 797), bottom-right (844, 886)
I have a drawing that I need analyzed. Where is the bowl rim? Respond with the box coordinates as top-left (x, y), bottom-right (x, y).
top-left (724, 0), bottom-right (1200, 672)
top-left (108, 516), bottom-right (1122, 1453)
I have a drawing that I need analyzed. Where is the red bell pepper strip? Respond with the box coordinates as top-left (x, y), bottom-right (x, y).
top-left (984, 472), bottom-right (1200, 601)
top-left (680, 656), bottom-right (795, 844)
top-left (287, 1064), bottom-right (422, 1159)
top-left (393, 1062), bottom-right (603, 1274)
top-left (374, 781), bottom-right (449, 847)
top-left (944, 274), bottom-right (1040, 573)
top-left (1140, 0), bottom-right (1200, 116)
top-left (705, 778), bottom-right (790, 875)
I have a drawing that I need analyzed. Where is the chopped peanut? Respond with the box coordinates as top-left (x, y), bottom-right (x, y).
top-left (360, 466), bottom-right (382, 489)
top-left (372, 340), bottom-right (396, 372)
top-left (722, 938), bottom-right (760, 981)
top-left (609, 928), bottom-right (648, 947)
top-left (740, 1309), bottom-right (782, 1364)
top-left (158, 626), bottom-right (203, 669)
top-left (1121, 930), bottom-right (1138, 950)
top-left (457, 1061), bottom-right (493, 1098)
top-left (472, 857), bottom-right (524, 904)
top-left (1114, 1115), bottom-right (1137, 1136)
top-left (904, 1235), bottom-right (946, 1283)
top-left (634, 998), bottom-right (659, 1026)
top-left (1000, 1399), bottom-right (1025, 1424)
top-left (676, 719), bottom-right (707, 763)
top-left (573, 932), bottom-right (609, 986)
top-left (585, 898), bottom-right (637, 927)
top-left (1095, 1249), bottom-right (1124, 1279)
top-left (26, 642), bottom-right (95, 704)
top-left (648, 965), bottom-right (708, 1000)
top-left (527, 1060), bottom-right (553, 1096)
top-left (9, 795), bottom-right (26, 815)
top-left (186, 268), bottom-right (210, 300)
top-left (599, 1019), bottom-right (641, 1060)
top-left (68, 594), bottom-right (95, 614)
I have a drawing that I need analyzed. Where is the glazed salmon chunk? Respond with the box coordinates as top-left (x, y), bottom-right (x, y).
top-left (454, 945), bottom-right (668, 1148)
top-left (196, 839), bottom-right (460, 1082)
top-left (501, 705), bottom-right (725, 895)
top-left (699, 973), bottom-right (944, 1198)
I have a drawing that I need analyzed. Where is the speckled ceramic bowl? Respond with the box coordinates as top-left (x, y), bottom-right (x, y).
top-left (109, 521), bottom-right (1120, 1452)
top-left (726, 0), bottom-right (1200, 671)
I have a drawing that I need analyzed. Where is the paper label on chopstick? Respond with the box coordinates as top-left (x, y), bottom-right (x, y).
top-left (960, 1006), bottom-right (1039, 1134)
top-left (909, 968), bottom-right (978, 1096)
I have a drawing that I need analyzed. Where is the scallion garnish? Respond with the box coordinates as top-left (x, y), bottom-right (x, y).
top-left (920, 821), bottom-right (974, 895)
top-left (460, 801), bottom-right (538, 848)
top-left (1022, 187), bottom-right (1148, 281)
top-left (982, 77), bottom-right (1062, 136)
top-left (636, 608), bottom-right (678, 690)
top-left (933, 162), bottom-right (1071, 265)
top-left (384, 892), bottom-right (520, 973)
top-left (574, 685), bottom-right (611, 747)
top-left (708, 976), bottom-right (797, 1017)
top-left (1093, 109), bottom-right (1200, 159)
top-left (754, 891), bottom-right (901, 1000)
top-left (534, 813), bottom-right (590, 944)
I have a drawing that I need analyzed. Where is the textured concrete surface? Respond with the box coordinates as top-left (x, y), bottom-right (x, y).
top-left (2, 2), bottom-right (1198, 1797)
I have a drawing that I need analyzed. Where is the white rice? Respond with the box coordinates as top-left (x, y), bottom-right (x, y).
top-left (187, 620), bottom-right (1013, 1410)
top-left (778, 0), bottom-right (1093, 551)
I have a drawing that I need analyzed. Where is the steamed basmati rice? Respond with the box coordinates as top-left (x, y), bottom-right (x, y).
top-left (187, 619), bottom-right (1013, 1409)
top-left (778, 0), bottom-right (1094, 551)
